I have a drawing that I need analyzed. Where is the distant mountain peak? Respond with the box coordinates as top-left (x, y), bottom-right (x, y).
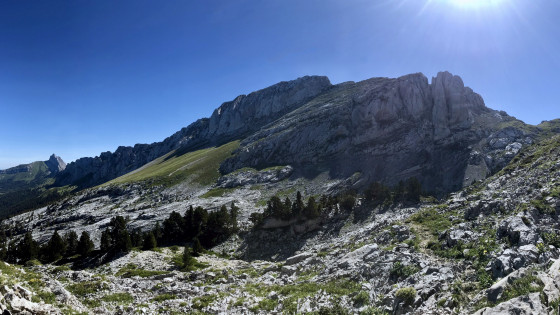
top-left (45, 154), bottom-right (66, 173)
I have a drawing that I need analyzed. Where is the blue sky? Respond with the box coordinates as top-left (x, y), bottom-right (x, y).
top-left (1, 0), bottom-right (559, 169)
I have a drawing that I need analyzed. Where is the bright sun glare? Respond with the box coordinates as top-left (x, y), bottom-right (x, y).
top-left (449, 0), bottom-right (505, 9)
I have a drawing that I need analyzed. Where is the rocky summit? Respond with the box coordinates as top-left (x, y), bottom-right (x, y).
top-left (1, 72), bottom-right (560, 315)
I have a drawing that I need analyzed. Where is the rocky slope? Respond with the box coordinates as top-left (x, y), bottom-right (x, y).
top-left (1, 135), bottom-right (560, 314)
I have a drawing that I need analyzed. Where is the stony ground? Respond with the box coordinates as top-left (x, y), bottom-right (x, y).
top-left (2, 136), bottom-right (560, 314)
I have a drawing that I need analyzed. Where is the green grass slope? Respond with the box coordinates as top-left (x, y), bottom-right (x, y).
top-left (0, 161), bottom-right (52, 194)
top-left (107, 140), bottom-right (240, 187)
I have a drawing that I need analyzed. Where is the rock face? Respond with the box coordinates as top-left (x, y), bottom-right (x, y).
top-left (45, 154), bottom-right (66, 173)
top-left (56, 76), bottom-right (331, 188)
top-left (50, 71), bottom-right (534, 194)
top-left (221, 72), bottom-right (525, 194)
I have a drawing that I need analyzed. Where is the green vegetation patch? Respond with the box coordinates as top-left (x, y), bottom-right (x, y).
top-left (200, 187), bottom-right (237, 198)
top-left (108, 140), bottom-right (240, 187)
top-left (170, 252), bottom-right (209, 271)
top-left (407, 207), bottom-right (458, 236)
top-left (192, 294), bottom-right (218, 310)
top-left (395, 287), bottom-right (416, 306)
top-left (390, 261), bottom-right (420, 280)
top-left (115, 264), bottom-right (169, 278)
top-left (151, 293), bottom-right (177, 303)
top-left (32, 290), bottom-right (56, 304)
top-left (249, 298), bottom-right (278, 312)
top-left (352, 290), bottom-right (370, 307)
top-left (66, 281), bottom-right (109, 297)
top-left (102, 292), bottom-right (134, 304)
top-left (245, 279), bottom-right (361, 313)
top-left (499, 273), bottom-right (544, 302)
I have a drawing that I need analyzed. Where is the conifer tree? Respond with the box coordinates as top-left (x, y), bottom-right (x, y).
top-left (292, 191), bottom-right (304, 217)
top-left (142, 232), bottom-right (157, 250)
top-left (192, 237), bottom-right (203, 257)
top-left (17, 232), bottom-right (38, 263)
top-left (304, 196), bottom-right (320, 218)
top-left (193, 207), bottom-right (208, 237)
top-left (163, 211), bottom-right (184, 245)
top-left (229, 202), bottom-right (239, 233)
top-left (100, 229), bottom-right (112, 252)
top-left (64, 231), bottom-right (79, 257)
top-left (183, 205), bottom-right (195, 240)
top-left (45, 230), bottom-right (66, 262)
top-left (78, 231), bottom-right (94, 257)
top-left (153, 222), bottom-right (163, 243)
top-left (182, 246), bottom-right (193, 269)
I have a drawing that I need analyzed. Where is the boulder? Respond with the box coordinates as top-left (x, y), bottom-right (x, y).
top-left (497, 216), bottom-right (539, 246)
top-left (475, 292), bottom-right (546, 315)
top-left (285, 253), bottom-right (312, 266)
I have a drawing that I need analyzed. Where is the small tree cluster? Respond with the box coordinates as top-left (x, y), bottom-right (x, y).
top-left (100, 216), bottom-right (132, 255)
top-left (156, 202), bottom-right (238, 249)
top-left (0, 229), bottom-right (94, 265)
top-left (251, 191), bottom-right (339, 227)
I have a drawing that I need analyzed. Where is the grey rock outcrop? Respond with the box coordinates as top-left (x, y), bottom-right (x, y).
top-left (221, 71), bottom-right (524, 194)
top-left (45, 154), bottom-right (66, 173)
top-left (474, 292), bottom-right (547, 315)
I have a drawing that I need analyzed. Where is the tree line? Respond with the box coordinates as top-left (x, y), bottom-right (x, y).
top-left (250, 177), bottom-right (423, 227)
top-left (0, 202), bottom-right (239, 266)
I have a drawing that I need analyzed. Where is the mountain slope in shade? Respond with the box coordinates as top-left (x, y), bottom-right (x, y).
top-left (221, 72), bottom-right (543, 194)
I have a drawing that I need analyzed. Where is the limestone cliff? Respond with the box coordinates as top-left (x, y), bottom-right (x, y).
top-left (220, 72), bottom-right (530, 194)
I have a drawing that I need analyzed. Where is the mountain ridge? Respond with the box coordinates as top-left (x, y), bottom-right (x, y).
top-left (1, 71), bottom-right (554, 217)
top-left (1, 71), bottom-right (560, 314)
top-left (55, 75), bottom-right (331, 188)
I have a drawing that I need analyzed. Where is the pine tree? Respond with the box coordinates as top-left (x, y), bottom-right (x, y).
top-left (182, 246), bottom-right (193, 269)
top-left (115, 230), bottom-right (132, 253)
top-left (77, 231), bottom-right (94, 257)
top-left (365, 182), bottom-right (390, 203)
top-left (229, 202), bottom-right (239, 233)
top-left (109, 216), bottom-right (132, 253)
top-left (142, 232), bottom-right (157, 250)
top-left (45, 230), bottom-right (67, 262)
top-left (78, 231), bottom-right (94, 257)
top-left (130, 230), bottom-right (143, 248)
top-left (292, 191), bottom-right (304, 217)
top-left (153, 222), bottom-right (163, 243)
top-left (193, 207), bottom-right (208, 237)
top-left (0, 231), bottom-right (7, 261)
top-left (192, 237), bottom-right (203, 257)
top-left (163, 211), bottom-right (184, 245)
top-left (405, 177), bottom-right (422, 203)
top-left (100, 229), bottom-right (112, 253)
top-left (17, 232), bottom-right (38, 263)
top-left (6, 239), bottom-right (18, 263)
top-left (304, 196), bottom-right (320, 218)
top-left (64, 231), bottom-right (79, 257)
top-left (183, 205), bottom-right (195, 240)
